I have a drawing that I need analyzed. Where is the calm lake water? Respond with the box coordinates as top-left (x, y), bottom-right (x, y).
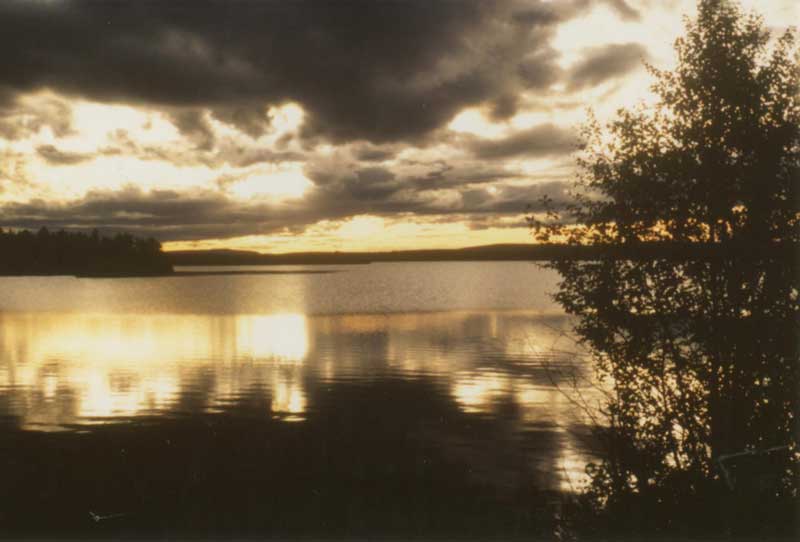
top-left (0, 262), bottom-right (598, 538)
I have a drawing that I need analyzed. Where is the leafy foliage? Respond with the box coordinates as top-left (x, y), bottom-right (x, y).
top-left (532, 0), bottom-right (799, 536)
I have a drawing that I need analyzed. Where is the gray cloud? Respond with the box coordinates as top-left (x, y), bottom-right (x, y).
top-left (0, 0), bottom-right (633, 145)
top-left (0, 187), bottom-right (286, 240)
top-left (467, 124), bottom-right (579, 160)
top-left (0, 94), bottom-right (73, 140)
top-left (512, 0), bottom-right (640, 25)
top-left (303, 154), bottom-right (520, 206)
top-left (351, 144), bottom-right (397, 163)
top-left (101, 128), bottom-right (304, 169)
top-left (0, 0), bottom-right (655, 241)
top-left (36, 144), bottom-right (93, 165)
top-left (0, 165), bottom-right (572, 240)
top-left (168, 110), bottom-right (216, 151)
top-left (567, 42), bottom-right (648, 90)
top-left (210, 104), bottom-right (272, 139)
top-left (603, 0), bottom-right (642, 21)
top-left (459, 181), bottom-right (572, 214)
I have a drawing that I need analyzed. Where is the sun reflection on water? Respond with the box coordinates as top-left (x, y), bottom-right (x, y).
top-left (271, 371), bottom-right (307, 421)
top-left (0, 308), bottom-right (595, 495)
top-left (0, 312), bottom-right (310, 429)
top-left (235, 313), bottom-right (309, 361)
top-left (451, 373), bottom-right (508, 413)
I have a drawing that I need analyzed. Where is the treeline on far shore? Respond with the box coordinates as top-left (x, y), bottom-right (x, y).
top-left (1, 229), bottom-right (794, 276)
top-left (0, 228), bottom-right (173, 277)
top-left (168, 241), bottom-right (798, 266)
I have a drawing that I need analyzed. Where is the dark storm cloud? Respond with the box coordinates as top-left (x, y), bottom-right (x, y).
top-left (0, 0), bottom-right (636, 145)
top-left (567, 42), bottom-right (649, 90)
top-left (488, 94), bottom-right (522, 121)
top-left (168, 110), bottom-right (217, 151)
top-left (304, 165), bottom-right (401, 202)
top-left (468, 124), bottom-right (579, 160)
top-left (352, 144), bottom-right (397, 163)
top-left (355, 167), bottom-right (396, 186)
top-left (36, 145), bottom-right (93, 165)
top-left (210, 105), bottom-right (272, 139)
top-left (0, 0), bottom-right (655, 239)
top-left (517, 50), bottom-right (565, 90)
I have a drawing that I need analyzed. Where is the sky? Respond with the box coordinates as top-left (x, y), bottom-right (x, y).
top-left (0, 0), bottom-right (796, 253)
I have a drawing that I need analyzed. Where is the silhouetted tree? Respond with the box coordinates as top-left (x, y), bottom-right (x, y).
top-left (532, 0), bottom-right (798, 537)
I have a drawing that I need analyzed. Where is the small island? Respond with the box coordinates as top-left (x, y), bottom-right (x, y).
top-left (0, 228), bottom-right (173, 277)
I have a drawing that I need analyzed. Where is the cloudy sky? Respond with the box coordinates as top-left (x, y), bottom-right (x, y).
top-left (0, 0), bottom-right (795, 252)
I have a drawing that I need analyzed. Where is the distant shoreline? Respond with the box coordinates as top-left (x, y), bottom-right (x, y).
top-left (165, 243), bottom-right (586, 266)
top-left (1, 242), bottom-right (793, 278)
top-left (166, 242), bottom-right (797, 266)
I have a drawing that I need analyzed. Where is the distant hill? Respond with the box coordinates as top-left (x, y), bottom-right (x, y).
top-left (167, 243), bottom-right (602, 266)
top-left (167, 242), bottom-right (797, 266)
top-left (168, 244), bottom-right (546, 265)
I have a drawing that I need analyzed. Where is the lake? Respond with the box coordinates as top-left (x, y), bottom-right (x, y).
top-left (0, 262), bottom-right (598, 538)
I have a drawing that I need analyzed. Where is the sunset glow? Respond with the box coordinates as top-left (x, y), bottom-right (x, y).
top-left (0, 0), bottom-right (795, 252)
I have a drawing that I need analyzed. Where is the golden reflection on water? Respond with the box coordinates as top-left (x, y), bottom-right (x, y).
top-left (270, 370), bottom-right (307, 422)
top-left (0, 312), bottom-right (311, 429)
top-left (451, 373), bottom-right (507, 413)
top-left (237, 313), bottom-right (309, 361)
top-left (0, 309), bottom-right (594, 492)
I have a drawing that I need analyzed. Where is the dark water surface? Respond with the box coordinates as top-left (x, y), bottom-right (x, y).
top-left (0, 262), bottom-right (597, 538)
